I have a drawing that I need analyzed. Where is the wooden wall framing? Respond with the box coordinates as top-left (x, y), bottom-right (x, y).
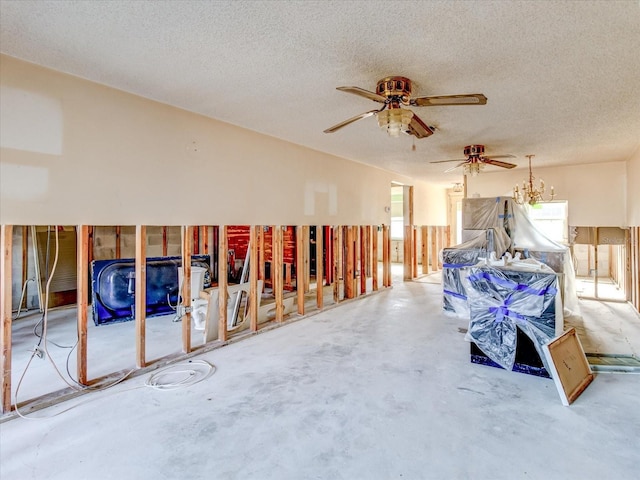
top-left (0, 223), bottom-right (398, 414)
top-left (77, 225), bottom-right (89, 383)
top-left (630, 226), bottom-right (640, 313)
top-left (1, 225), bottom-right (13, 413)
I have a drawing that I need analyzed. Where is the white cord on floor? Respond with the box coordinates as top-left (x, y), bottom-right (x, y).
top-left (144, 360), bottom-right (216, 390)
top-left (12, 360), bottom-right (216, 420)
top-left (12, 226), bottom-right (215, 420)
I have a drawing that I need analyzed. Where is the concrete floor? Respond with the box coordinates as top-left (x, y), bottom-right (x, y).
top-left (2, 271), bottom-right (640, 479)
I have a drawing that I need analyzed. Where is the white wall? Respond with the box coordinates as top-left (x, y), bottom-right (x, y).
top-left (466, 161), bottom-right (627, 226)
top-left (0, 55), bottom-right (446, 226)
top-left (627, 144), bottom-right (640, 226)
top-left (412, 181), bottom-right (447, 225)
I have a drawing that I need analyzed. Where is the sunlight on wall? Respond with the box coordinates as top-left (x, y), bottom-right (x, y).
top-left (0, 86), bottom-right (63, 155)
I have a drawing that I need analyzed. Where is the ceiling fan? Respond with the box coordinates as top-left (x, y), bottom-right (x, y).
top-left (323, 76), bottom-right (487, 139)
top-left (431, 145), bottom-right (516, 176)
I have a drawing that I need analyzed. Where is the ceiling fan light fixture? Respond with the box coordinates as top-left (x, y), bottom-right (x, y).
top-left (464, 162), bottom-right (483, 177)
top-left (377, 108), bottom-right (414, 137)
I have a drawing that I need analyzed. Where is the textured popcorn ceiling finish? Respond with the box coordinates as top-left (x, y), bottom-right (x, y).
top-left (1, 0), bottom-right (639, 183)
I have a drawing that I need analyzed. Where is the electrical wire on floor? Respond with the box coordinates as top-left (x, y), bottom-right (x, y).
top-left (12, 225), bottom-right (215, 420)
top-left (12, 360), bottom-right (216, 420)
top-left (144, 360), bottom-right (216, 390)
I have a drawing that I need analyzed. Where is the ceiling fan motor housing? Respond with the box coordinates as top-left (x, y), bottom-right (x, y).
top-left (377, 76), bottom-right (412, 104)
top-left (464, 144), bottom-right (485, 157)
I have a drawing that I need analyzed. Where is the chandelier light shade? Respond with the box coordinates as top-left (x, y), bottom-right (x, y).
top-left (377, 108), bottom-right (414, 137)
top-left (513, 154), bottom-right (555, 205)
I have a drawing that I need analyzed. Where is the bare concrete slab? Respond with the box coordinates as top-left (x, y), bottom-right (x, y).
top-left (2, 278), bottom-right (639, 480)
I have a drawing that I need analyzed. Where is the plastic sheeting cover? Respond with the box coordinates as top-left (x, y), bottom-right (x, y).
top-left (510, 202), bottom-right (579, 316)
top-left (464, 263), bottom-right (558, 373)
top-left (445, 196), bottom-right (579, 318)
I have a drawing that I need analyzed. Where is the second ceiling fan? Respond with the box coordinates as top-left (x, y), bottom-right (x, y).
top-left (324, 76), bottom-right (487, 139)
top-left (431, 145), bottom-right (517, 176)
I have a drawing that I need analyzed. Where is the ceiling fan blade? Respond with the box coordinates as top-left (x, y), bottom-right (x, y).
top-left (485, 154), bottom-right (516, 159)
top-left (444, 162), bottom-right (469, 173)
top-left (411, 94), bottom-right (487, 107)
top-left (323, 109), bottom-right (379, 133)
top-left (482, 158), bottom-right (517, 169)
top-left (430, 158), bottom-right (468, 164)
top-left (336, 86), bottom-right (387, 103)
top-left (407, 113), bottom-right (434, 138)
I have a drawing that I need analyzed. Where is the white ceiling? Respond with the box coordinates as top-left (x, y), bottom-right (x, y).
top-left (1, 0), bottom-right (639, 185)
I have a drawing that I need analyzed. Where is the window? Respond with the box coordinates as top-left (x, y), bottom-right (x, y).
top-left (526, 201), bottom-right (568, 244)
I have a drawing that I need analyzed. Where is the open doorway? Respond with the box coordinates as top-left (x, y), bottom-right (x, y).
top-left (390, 184), bottom-right (404, 283)
top-left (572, 227), bottom-right (628, 302)
top-left (390, 183), bottom-right (414, 282)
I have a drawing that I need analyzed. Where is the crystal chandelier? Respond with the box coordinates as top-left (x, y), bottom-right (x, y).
top-left (377, 107), bottom-right (414, 137)
top-left (513, 154), bottom-right (555, 205)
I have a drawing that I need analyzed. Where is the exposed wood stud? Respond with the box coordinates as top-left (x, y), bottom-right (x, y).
top-left (609, 244), bottom-right (613, 278)
top-left (345, 226), bottom-right (355, 299)
top-left (403, 224), bottom-right (411, 281)
top-left (630, 226), bottom-right (639, 313)
top-left (218, 226), bottom-right (228, 341)
top-left (412, 226), bottom-right (418, 278)
top-left (193, 226), bottom-right (200, 255)
top-left (206, 226), bottom-right (215, 279)
top-left (333, 226), bottom-right (342, 302)
top-left (382, 224), bottom-right (390, 287)
top-left (304, 226), bottom-right (311, 294)
top-left (316, 225), bottom-right (324, 309)
top-left (445, 225), bottom-right (451, 248)
top-left (360, 226), bottom-right (367, 294)
top-left (421, 226), bottom-right (428, 275)
top-left (258, 226), bottom-right (265, 286)
top-left (636, 227), bottom-right (640, 312)
top-left (372, 226), bottom-right (379, 291)
top-left (325, 226), bottom-right (333, 286)
top-left (1, 225), bottom-right (13, 413)
top-left (87, 226), bottom-right (94, 264)
top-left (182, 226), bottom-right (192, 353)
top-left (296, 226), bottom-right (306, 315)
top-left (408, 186), bottom-right (415, 279)
top-left (77, 225), bottom-right (89, 384)
top-left (21, 226), bottom-right (27, 310)
top-left (438, 226), bottom-right (445, 269)
top-left (202, 226), bottom-right (209, 260)
top-left (115, 226), bottom-right (121, 259)
top-left (353, 226), bottom-right (361, 297)
top-left (430, 226), bottom-right (438, 272)
top-left (594, 228), bottom-right (599, 299)
top-left (135, 225), bottom-right (147, 367)
top-left (249, 226), bottom-right (259, 331)
top-left (368, 226), bottom-right (373, 278)
top-left (162, 226), bottom-right (168, 256)
top-left (273, 226), bottom-right (284, 322)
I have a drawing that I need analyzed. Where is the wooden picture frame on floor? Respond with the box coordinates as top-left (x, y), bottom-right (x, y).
top-left (543, 327), bottom-right (594, 406)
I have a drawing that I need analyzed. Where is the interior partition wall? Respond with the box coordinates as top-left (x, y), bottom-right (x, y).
top-left (0, 223), bottom-right (392, 414)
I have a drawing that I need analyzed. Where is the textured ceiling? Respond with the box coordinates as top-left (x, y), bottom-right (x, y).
top-left (1, 0), bottom-right (639, 185)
